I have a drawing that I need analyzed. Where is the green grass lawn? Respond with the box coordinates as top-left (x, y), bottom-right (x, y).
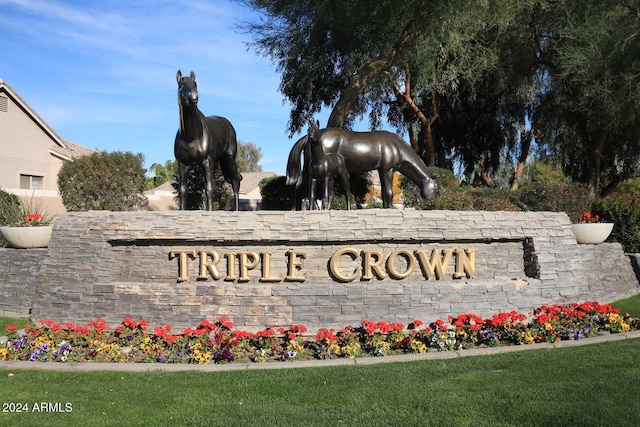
top-left (1, 338), bottom-right (640, 426)
top-left (1, 293), bottom-right (639, 426)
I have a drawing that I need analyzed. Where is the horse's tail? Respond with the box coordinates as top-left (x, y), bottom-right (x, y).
top-left (286, 135), bottom-right (307, 186)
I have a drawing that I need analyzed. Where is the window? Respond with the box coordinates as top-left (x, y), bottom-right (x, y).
top-left (20, 174), bottom-right (44, 190)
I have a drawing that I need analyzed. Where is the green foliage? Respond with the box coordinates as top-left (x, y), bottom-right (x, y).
top-left (171, 164), bottom-right (232, 210)
top-left (58, 151), bottom-right (147, 211)
top-left (402, 167), bottom-right (518, 211)
top-left (420, 187), bottom-right (519, 211)
top-left (401, 166), bottom-right (459, 208)
top-left (513, 182), bottom-right (592, 222)
top-left (520, 161), bottom-right (572, 186)
top-left (236, 141), bottom-right (263, 172)
top-left (259, 176), bottom-right (295, 210)
top-left (147, 160), bottom-right (177, 189)
top-left (0, 189), bottom-right (21, 227)
top-left (0, 189), bottom-right (21, 247)
top-left (592, 194), bottom-right (640, 253)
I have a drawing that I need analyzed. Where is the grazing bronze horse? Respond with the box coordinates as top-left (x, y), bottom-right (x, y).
top-left (287, 122), bottom-right (439, 208)
top-left (307, 121), bottom-right (351, 210)
top-left (174, 70), bottom-right (242, 210)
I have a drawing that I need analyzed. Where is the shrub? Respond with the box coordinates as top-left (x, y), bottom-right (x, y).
top-left (0, 189), bottom-right (21, 247)
top-left (259, 176), bottom-right (296, 210)
top-left (512, 182), bottom-right (592, 222)
top-left (401, 166), bottom-right (459, 208)
top-left (419, 188), bottom-right (519, 211)
top-left (170, 164), bottom-right (232, 210)
top-left (58, 151), bottom-right (147, 211)
top-left (592, 194), bottom-right (640, 253)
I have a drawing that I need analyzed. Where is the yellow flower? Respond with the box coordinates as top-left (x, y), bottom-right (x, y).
top-left (0, 348), bottom-right (8, 360)
top-left (622, 323), bottom-right (630, 332)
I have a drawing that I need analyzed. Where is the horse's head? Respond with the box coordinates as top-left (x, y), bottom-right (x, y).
top-left (420, 176), bottom-right (440, 200)
top-left (307, 120), bottom-right (321, 145)
top-left (176, 70), bottom-right (198, 107)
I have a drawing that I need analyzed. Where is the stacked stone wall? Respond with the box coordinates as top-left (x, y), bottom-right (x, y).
top-left (1, 210), bottom-right (638, 331)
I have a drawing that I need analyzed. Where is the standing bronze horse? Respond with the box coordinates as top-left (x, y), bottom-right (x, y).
top-left (174, 70), bottom-right (242, 210)
top-left (287, 123), bottom-right (439, 208)
top-left (307, 121), bottom-right (351, 210)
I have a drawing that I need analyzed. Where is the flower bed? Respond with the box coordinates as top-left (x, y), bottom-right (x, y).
top-left (1, 302), bottom-right (638, 364)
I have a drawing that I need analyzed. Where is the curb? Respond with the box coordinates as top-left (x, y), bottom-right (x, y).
top-left (2, 330), bottom-right (639, 373)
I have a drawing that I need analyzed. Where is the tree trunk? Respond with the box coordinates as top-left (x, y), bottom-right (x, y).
top-left (327, 20), bottom-right (425, 129)
top-left (588, 127), bottom-right (608, 200)
top-left (388, 64), bottom-right (438, 166)
top-left (510, 122), bottom-right (534, 191)
top-left (479, 152), bottom-right (496, 188)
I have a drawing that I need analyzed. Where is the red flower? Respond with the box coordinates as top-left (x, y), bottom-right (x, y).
top-left (25, 213), bottom-right (43, 222)
top-left (4, 325), bottom-right (18, 333)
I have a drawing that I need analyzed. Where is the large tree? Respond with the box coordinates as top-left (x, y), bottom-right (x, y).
top-left (539, 0), bottom-right (640, 197)
top-left (236, 141), bottom-right (263, 172)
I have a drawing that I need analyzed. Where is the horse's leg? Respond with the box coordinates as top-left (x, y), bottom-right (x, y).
top-left (322, 173), bottom-right (331, 210)
top-left (202, 158), bottom-right (214, 211)
top-left (221, 159), bottom-right (242, 211)
top-left (309, 176), bottom-right (317, 210)
top-left (380, 169), bottom-right (394, 209)
top-left (178, 162), bottom-right (189, 210)
top-left (339, 170), bottom-right (351, 210)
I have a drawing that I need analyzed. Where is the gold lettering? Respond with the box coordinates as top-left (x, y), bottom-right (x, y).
top-left (285, 250), bottom-right (307, 282)
top-left (224, 252), bottom-right (238, 281)
top-left (362, 250), bottom-right (387, 280)
top-left (260, 252), bottom-right (284, 282)
top-left (198, 250), bottom-right (222, 280)
top-left (386, 249), bottom-right (416, 279)
top-left (170, 249), bottom-right (197, 282)
top-left (329, 247), bottom-right (360, 282)
top-left (238, 251), bottom-right (260, 282)
top-left (454, 249), bottom-right (476, 279)
top-left (415, 249), bottom-right (453, 280)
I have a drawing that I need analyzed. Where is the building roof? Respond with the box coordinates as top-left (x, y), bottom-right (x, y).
top-left (0, 78), bottom-right (94, 160)
top-left (239, 171), bottom-right (277, 196)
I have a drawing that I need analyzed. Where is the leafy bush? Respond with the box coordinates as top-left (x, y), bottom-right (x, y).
top-left (512, 182), bottom-right (592, 222)
top-left (401, 166), bottom-right (459, 208)
top-left (592, 194), bottom-right (640, 253)
top-left (58, 151), bottom-right (147, 211)
top-left (170, 164), bottom-right (232, 210)
top-left (419, 188), bottom-right (519, 211)
top-left (0, 189), bottom-right (21, 247)
top-left (0, 189), bottom-right (21, 226)
top-left (259, 176), bottom-right (296, 210)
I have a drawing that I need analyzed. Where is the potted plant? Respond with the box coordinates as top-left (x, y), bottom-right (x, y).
top-left (0, 190), bottom-right (55, 248)
top-left (571, 212), bottom-right (614, 244)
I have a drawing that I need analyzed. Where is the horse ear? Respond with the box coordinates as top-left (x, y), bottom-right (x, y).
top-left (190, 71), bottom-right (196, 81)
top-left (176, 70), bottom-right (182, 82)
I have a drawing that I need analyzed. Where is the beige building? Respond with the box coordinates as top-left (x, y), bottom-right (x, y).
top-left (0, 78), bottom-right (94, 214)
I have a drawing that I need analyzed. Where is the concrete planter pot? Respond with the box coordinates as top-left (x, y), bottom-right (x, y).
top-left (571, 223), bottom-right (614, 244)
top-left (0, 226), bottom-right (53, 248)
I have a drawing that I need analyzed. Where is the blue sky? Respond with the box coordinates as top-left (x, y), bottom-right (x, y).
top-left (0, 0), bottom-right (336, 176)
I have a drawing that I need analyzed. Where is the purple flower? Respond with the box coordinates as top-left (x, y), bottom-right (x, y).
top-left (29, 350), bottom-right (40, 361)
top-left (39, 343), bottom-right (50, 352)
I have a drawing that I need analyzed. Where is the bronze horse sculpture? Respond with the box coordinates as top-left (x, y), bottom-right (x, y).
top-left (174, 70), bottom-right (242, 210)
top-left (287, 122), bottom-right (439, 209)
top-left (307, 121), bottom-right (351, 210)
